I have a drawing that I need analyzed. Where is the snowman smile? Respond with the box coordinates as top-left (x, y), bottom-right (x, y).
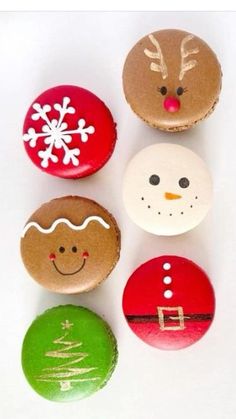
top-left (52, 258), bottom-right (86, 276)
top-left (141, 195), bottom-right (198, 216)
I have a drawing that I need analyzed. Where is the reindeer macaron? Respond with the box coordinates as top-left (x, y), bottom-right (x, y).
top-left (123, 29), bottom-right (222, 131)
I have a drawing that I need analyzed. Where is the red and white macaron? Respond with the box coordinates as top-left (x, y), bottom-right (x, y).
top-left (23, 85), bottom-right (117, 179)
top-left (122, 255), bottom-right (215, 350)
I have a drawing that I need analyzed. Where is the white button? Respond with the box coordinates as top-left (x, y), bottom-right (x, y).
top-left (163, 276), bottom-right (172, 284)
top-left (164, 290), bottom-right (173, 299)
top-left (163, 262), bottom-right (171, 270)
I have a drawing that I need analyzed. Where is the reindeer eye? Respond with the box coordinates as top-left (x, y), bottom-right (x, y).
top-left (159, 86), bottom-right (167, 96)
top-left (176, 87), bottom-right (184, 96)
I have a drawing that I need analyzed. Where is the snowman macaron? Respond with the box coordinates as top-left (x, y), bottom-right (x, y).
top-left (123, 143), bottom-right (213, 236)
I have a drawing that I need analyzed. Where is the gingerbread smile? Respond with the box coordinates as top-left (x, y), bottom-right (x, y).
top-left (49, 249), bottom-right (89, 276)
top-left (52, 258), bottom-right (86, 276)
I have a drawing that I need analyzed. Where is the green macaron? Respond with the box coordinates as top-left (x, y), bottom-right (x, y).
top-left (21, 305), bottom-right (118, 402)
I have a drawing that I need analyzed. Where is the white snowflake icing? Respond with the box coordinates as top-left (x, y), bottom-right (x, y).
top-left (23, 96), bottom-right (95, 168)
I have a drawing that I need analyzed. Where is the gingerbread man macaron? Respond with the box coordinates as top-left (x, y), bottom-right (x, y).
top-left (123, 29), bottom-right (222, 131)
top-left (20, 196), bottom-right (120, 294)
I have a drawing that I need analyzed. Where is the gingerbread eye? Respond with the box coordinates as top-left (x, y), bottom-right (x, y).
top-left (149, 174), bottom-right (160, 185)
top-left (159, 86), bottom-right (167, 96)
top-left (59, 246), bottom-right (65, 253)
top-left (179, 177), bottom-right (190, 188)
top-left (72, 246), bottom-right (77, 253)
top-left (176, 86), bottom-right (184, 96)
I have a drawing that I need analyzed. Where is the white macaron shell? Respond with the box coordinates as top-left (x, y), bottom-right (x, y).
top-left (123, 143), bottom-right (213, 236)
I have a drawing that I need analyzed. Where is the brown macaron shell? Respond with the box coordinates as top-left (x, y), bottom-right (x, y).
top-left (20, 196), bottom-right (120, 294)
top-left (123, 29), bottom-right (222, 131)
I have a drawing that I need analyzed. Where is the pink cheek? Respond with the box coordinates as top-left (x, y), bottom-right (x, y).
top-left (82, 251), bottom-right (89, 259)
top-left (49, 253), bottom-right (56, 261)
top-left (163, 96), bottom-right (180, 113)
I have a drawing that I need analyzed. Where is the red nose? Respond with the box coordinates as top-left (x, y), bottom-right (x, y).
top-left (49, 253), bottom-right (56, 260)
top-left (163, 96), bottom-right (180, 113)
top-left (82, 251), bottom-right (89, 259)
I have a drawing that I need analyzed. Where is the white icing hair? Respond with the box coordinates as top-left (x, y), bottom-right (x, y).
top-left (21, 216), bottom-right (110, 238)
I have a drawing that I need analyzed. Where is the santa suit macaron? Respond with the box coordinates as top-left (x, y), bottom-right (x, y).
top-left (122, 256), bottom-right (215, 350)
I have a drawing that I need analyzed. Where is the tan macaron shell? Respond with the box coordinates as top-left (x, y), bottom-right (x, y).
top-left (123, 29), bottom-right (222, 131)
top-left (21, 196), bottom-right (120, 294)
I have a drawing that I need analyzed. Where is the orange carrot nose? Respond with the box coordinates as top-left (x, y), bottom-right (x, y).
top-left (165, 192), bottom-right (182, 200)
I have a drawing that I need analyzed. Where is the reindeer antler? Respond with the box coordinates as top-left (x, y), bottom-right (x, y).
top-left (179, 34), bottom-right (199, 81)
top-left (144, 34), bottom-right (168, 80)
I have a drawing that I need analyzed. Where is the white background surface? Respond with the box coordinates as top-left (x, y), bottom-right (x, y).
top-left (0, 11), bottom-right (236, 419)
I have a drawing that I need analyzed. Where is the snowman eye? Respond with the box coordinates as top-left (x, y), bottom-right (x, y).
top-left (149, 174), bottom-right (160, 185)
top-left (179, 177), bottom-right (190, 188)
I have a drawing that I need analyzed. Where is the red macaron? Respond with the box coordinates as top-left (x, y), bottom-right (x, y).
top-left (23, 85), bottom-right (117, 179)
top-left (123, 256), bottom-right (215, 350)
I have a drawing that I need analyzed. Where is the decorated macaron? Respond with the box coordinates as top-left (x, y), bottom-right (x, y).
top-left (22, 305), bottom-right (117, 401)
top-left (123, 256), bottom-right (215, 350)
top-left (123, 143), bottom-right (213, 236)
top-left (123, 29), bottom-right (222, 131)
top-left (20, 196), bottom-right (120, 294)
top-left (23, 85), bottom-right (117, 178)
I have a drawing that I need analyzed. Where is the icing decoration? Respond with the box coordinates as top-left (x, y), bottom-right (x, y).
top-left (163, 96), bottom-right (180, 112)
top-left (23, 97), bottom-right (95, 168)
top-left (35, 320), bottom-right (99, 390)
top-left (144, 33), bottom-right (199, 82)
top-left (165, 192), bottom-right (182, 200)
top-left (179, 34), bottom-right (199, 80)
top-left (52, 258), bottom-right (86, 276)
top-left (22, 216), bottom-right (110, 238)
top-left (144, 34), bottom-right (168, 79)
